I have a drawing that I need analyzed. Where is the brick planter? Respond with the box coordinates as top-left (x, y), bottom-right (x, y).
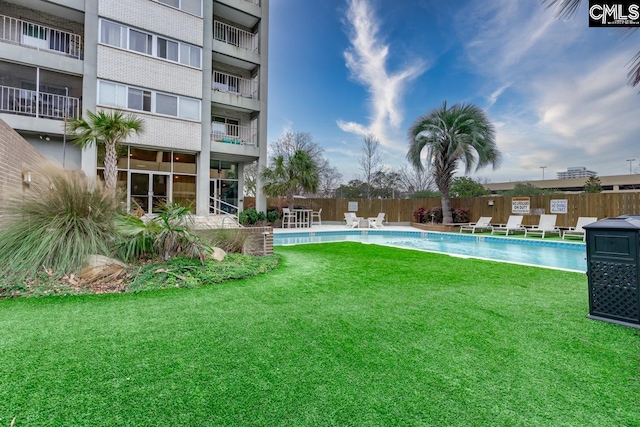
top-left (411, 222), bottom-right (455, 232)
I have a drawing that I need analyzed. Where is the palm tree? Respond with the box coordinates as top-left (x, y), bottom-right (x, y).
top-left (407, 102), bottom-right (502, 224)
top-left (261, 149), bottom-right (319, 210)
top-left (67, 110), bottom-right (144, 191)
top-left (543, 0), bottom-right (640, 87)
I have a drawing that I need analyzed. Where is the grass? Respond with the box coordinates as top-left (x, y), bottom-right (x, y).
top-left (1, 242), bottom-right (639, 426)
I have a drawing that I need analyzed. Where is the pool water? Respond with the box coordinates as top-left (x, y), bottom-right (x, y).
top-left (274, 231), bottom-right (587, 272)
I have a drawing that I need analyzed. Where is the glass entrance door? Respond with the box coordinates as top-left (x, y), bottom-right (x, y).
top-left (130, 172), bottom-right (169, 214)
top-left (210, 179), bottom-right (238, 214)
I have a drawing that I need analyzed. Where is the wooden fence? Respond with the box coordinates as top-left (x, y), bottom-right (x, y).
top-left (244, 192), bottom-right (640, 227)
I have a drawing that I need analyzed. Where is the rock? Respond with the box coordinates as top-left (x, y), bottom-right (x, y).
top-left (79, 254), bottom-right (127, 280)
top-left (211, 247), bottom-right (226, 262)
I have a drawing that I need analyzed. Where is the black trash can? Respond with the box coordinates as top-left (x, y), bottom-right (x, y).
top-left (584, 216), bottom-right (640, 328)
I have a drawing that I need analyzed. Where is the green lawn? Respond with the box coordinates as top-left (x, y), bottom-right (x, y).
top-left (1, 243), bottom-right (638, 426)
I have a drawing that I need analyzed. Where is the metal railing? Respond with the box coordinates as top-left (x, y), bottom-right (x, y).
top-left (0, 14), bottom-right (83, 59)
top-left (0, 85), bottom-right (80, 120)
top-left (211, 123), bottom-right (256, 146)
top-left (214, 20), bottom-right (258, 53)
top-left (244, 0), bottom-right (260, 5)
top-left (213, 71), bottom-right (258, 99)
top-left (209, 196), bottom-right (242, 227)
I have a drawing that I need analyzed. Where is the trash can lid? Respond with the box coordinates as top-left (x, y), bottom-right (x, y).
top-left (584, 216), bottom-right (640, 230)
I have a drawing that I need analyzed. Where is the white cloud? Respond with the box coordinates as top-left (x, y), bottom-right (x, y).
top-left (337, 0), bottom-right (425, 151)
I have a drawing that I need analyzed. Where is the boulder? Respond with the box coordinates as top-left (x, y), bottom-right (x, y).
top-left (79, 254), bottom-right (127, 280)
top-left (211, 247), bottom-right (226, 262)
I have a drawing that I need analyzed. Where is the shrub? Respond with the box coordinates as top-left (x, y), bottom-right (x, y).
top-left (452, 207), bottom-right (471, 223)
top-left (195, 228), bottom-right (249, 254)
top-left (412, 206), bottom-right (428, 223)
top-left (267, 209), bottom-right (280, 223)
top-left (239, 208), bottom-right (266, 226)
top-left (426, 207), bottom-right (443, 223)
top-left (116, 203), bottom-right (211, 262)
top-left (0, 164), bottom-right (121, 276)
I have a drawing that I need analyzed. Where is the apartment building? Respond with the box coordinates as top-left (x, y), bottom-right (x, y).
top-left (0, 0), bottom-right (268, 216)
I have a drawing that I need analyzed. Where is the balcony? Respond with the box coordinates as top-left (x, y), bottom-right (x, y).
top-left (211, 122), bottom-right (256, 146)
top-left (213, 71), bottom-right (258, 99)
top-left (0, 14), bottom-right (83, 59)
top-left (244, 0), bottom-right (260, 5)
top-left (0, 85), bottom-right (80, 120)
top-left (214, 20), bottom-right (258, 53)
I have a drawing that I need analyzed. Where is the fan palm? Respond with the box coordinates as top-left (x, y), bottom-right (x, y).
top-left (261, 149), bottom-right (319, 209)
top-left (407, 102), bottom-right (501, 224)
top-left (67, 110), bottom-right (144, 191)
top-left (543, 0), bottom-right (640, 87)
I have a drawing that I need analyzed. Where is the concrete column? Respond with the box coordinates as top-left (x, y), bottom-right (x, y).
top-left (255, 0), bottom-right (269, 212)
top-left (80, 0), bottom-right (98, 178)
top-left (196, 0), bottom-right (214, 216)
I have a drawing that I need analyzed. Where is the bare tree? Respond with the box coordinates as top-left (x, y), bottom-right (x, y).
top-left (243, 161), bottom-right (257, 197)
top-left (396, 162), bottom-right (435, 195)
top-left (358, 134), bottom-right (383, 198)
top-left (270, 130), bottom-right (339, 197)
top-left (318, 165), bottom-right (343, 197)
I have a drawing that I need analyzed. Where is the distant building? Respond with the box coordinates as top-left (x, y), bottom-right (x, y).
top-left (484, 174), bottom-right (640, 193)
top-left (557, 167), bottom-right (597, 179)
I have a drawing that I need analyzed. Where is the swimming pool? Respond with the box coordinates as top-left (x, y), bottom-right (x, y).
top-left (273, 230), bottom-right (587, 272)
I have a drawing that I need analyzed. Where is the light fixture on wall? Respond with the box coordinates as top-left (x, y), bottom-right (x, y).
top-left (39, 135), bottom-right (51, 141)
top-left (22, 169), bottom-right (32, 184)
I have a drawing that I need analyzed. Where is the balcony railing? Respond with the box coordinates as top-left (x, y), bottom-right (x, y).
top-left (213, 71), bottom-right (258, 99)
top-left (211, 123), bottom-right (256, 146)
top-left (244, 0), bottom-right (260, 5)
top-left (0, 14), bottom-right (83, 59)
top-left (214, 20), bottom-right (258, 53)
top-left (0, 85), bottom-right (80, 120)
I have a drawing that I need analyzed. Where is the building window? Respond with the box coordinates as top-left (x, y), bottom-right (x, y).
top-left (100, 20), bottom-right (127, 48)
top-left (129, 29), bottom-right (152, 55)
top-left (156, 0), bottom-right (202, 17)
top-left (157, 38), bottom-right (179, 62)
top-left (127, 88), bottom-right (151, 112)
top-left (98, 19), bottom-right (201, 69)
top-left (179, 97), bottom-right (200, 120)
top-left (156, 93), bottom-right (178, 116)
top-left (98, 81), bottom-right (126, 108)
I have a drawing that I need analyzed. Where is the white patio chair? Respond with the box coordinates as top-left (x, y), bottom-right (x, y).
top-left (281, 207), bottom-right (297, 228)
top-left (524, 214), bottom-right (560, 239)
top-left (368, 213), bottom-right (386, 229)
top-left (491, 215), bottom-right (525, 236)
top-left (344, 212), bottom-right (359, 228)
top-left (311, 208), bottom-right (322, 225)
top-left (459, 216), bottom-right (492, 234)
top-left (563, 217), bottom-right (598, 241)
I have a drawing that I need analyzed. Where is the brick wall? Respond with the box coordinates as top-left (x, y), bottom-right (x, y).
top-left (242, 226), bottom-right (274, 256)
top-left (0, 117), bottom-right (45, 226)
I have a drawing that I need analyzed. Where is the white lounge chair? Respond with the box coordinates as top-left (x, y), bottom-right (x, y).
top-left (524, 214), bottom-right (560, 238)
top-left (459, 216), bottom-right (492, 234)
top-left (368, 213), bottom-right (385, 229)
top-left (491, 215), bottom-right (525, 236)
top-left (344, 212), bottom-right (359, 228)
top-left (563, 217), bottom-right (598, 241)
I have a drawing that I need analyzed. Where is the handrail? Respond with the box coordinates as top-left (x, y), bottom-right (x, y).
top-left (0, 14), bottom-right (83, 59)
top-left (213, 71), bottom-right (258, 99)
top-left (209, 196), bottom-right (243, 228)
top-left (210, 123), bottom-right (256, 146)
top-left (0, 85), bottom-right (80, 119)
top-left (213, 20), bottom-right (258, 53)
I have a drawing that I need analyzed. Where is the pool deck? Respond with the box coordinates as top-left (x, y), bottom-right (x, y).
top-left (272, 223), bottom-right (416, 234)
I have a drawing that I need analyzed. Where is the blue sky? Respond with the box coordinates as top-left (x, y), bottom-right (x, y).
top-left (267, 0), bottom-right (640, 184)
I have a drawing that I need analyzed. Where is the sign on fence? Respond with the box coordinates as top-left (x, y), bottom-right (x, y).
top-left (348, 201), bottom-right (358, 212)
top-left (550, 199), bottom-right (568, 214)
top-left (512, 197), bottom-right (530, 214)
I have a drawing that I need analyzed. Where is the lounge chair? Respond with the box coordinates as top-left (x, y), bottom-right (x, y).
top-left (459, 216), bottom-right (492, 234)
top-left (368, 213), bottom-right (385, 229)
top-left (491, 215), bottom-right (525, 236)
top-left (344, 212), bottom-right (359, 228)
top-left (562, 217), bottom-right (598, 241)
top-left (524, 214), bottom-right (560, 238)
